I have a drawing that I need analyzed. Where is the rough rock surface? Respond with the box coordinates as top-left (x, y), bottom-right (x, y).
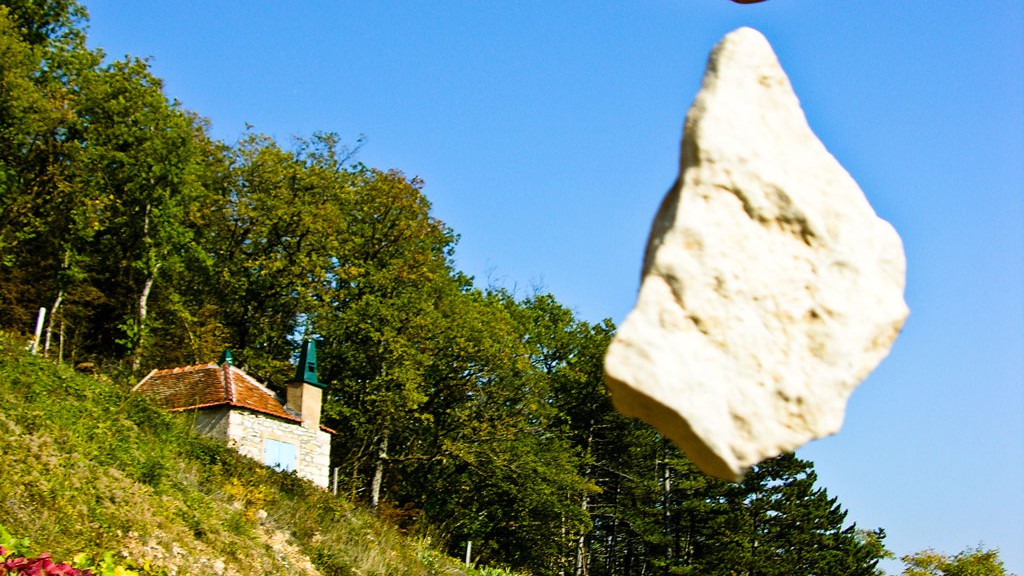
top-left (604, 27), bottom-right (908, 481)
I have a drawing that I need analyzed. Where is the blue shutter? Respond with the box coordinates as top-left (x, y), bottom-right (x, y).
top-left (264, 438), bottom-right (297, 472)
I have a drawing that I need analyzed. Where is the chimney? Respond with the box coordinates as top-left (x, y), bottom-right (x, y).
top-left (286, 339), bottom-right (325, 431)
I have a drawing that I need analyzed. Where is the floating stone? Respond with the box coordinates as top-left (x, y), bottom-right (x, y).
top-left (604, 27), bottom-right (908, 481)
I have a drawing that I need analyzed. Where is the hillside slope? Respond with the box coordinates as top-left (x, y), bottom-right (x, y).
top-left (0, 334), bottom-right (492, 576)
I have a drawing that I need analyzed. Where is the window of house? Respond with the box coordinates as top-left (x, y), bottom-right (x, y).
top-left (264, 438), bottom-right (297, 472)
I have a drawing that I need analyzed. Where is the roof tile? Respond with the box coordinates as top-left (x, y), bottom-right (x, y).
top-left (133, 362), bottom-right (300, 424)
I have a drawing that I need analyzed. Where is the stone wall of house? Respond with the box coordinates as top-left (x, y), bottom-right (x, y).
top-left (192, 407), bottom-right (231, 441)
top-left (224, 409), bottom-right (331, 488)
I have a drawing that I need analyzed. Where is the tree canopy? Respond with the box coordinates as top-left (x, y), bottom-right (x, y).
top-left (903, 546), bottom-right (1014, 576)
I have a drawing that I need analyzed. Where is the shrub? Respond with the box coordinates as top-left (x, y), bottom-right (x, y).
top-left (0, 549), bottom-right (95, 576)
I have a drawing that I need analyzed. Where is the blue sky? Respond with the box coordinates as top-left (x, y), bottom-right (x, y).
top-left (83, 1), bottom-right (1023, 572)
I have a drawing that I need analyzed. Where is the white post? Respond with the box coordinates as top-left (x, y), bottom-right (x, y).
top-left (332, 466), bottom-right (339, 496)
top-left (465, 540), bottom-right (472, 567)
top-left (29, 308), bottom-right (45, 355)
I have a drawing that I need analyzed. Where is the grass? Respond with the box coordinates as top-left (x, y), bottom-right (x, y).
top-left (0, 333), bottom-right (520, 576)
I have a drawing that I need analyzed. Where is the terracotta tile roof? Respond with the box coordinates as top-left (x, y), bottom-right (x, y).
top-left (133, 362), bottom-right (301, 424)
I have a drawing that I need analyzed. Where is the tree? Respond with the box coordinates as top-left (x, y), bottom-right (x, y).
top-left (0, 0), bottom-right (85, 47)
top-left (70, 56), bottom-right (216, 367)
top-left (903, 546), bottom-right (1014, 576)
top-left (312, 164), bottom-right (460, 509)
top-left (0, 5), bottom-right (56, 321)
top-left (514, 293), bottom-right (617, 575)
top-left (681, 453), bottom-right (889, 576)
top-left (195, 132), bottom-right (341, 377)
top-left (0, 2), bottom-right (95, 334)
top-left (404, 290), bottom-right (594, 574)
top-left (578, 445), bottom-right (890, 576)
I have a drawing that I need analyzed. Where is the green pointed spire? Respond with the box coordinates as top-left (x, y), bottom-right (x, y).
top-left (295, 339), bottom-right (323, 388)
top-left (219, 349), bottom-right (234, 367)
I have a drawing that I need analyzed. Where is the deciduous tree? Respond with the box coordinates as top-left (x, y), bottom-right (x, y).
top-left (903, 546), bottom-right (1013, 576)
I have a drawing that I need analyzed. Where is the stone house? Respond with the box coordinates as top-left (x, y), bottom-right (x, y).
top-left (133, 341), bottom-right (333, 488)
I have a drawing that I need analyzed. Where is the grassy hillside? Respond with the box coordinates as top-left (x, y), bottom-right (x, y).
top-left (0, 334), bottom-right (513, 576)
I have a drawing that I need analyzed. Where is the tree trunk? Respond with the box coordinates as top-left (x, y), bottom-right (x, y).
top-left (662, 459), bottom-right (673, 575)
top-left (43, 289), bottom-right (62, 356)
top-left (609, 482), bottom-right (619, 575)
top-left (575, 427), bottom-right (594, 576)
top-left (370, 426), bottom-right (389, 510)
top-left (132, 269), bottom-right (157, 371)
top-left (58, 317), bottom-right (65, 363)
top-left (575, 492), bottom-right (590, 576)
top-left (44, 251), bottom-right (70, 357)
top-left (132, 203), bottom-right (158, 371)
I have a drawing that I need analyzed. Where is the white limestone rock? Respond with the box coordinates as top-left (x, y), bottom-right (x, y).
top-left (604, 27), bottom-right (908, 481)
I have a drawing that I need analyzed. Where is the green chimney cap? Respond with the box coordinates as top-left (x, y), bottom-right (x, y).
top-left (295, 339), bottom-right (323, 388)
top-left (219, 349), bottom-right (234, 367)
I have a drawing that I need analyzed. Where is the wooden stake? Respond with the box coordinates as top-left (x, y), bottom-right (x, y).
top-left (29, 308), bottom-right (45, 355)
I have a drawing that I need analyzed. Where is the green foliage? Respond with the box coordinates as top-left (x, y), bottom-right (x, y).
top-left (0, 0), bottom-right (86, 47)
top-left (0, 524), bottom-right (32, 558)
top-left (0, 334), bottom-right (485, 576)
top-left (1, 525), bottom-right (173, 575)
top-left (78, 550), bottom-right (170, 576)
top-left (902, 546), bottom-right (1014, 576)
